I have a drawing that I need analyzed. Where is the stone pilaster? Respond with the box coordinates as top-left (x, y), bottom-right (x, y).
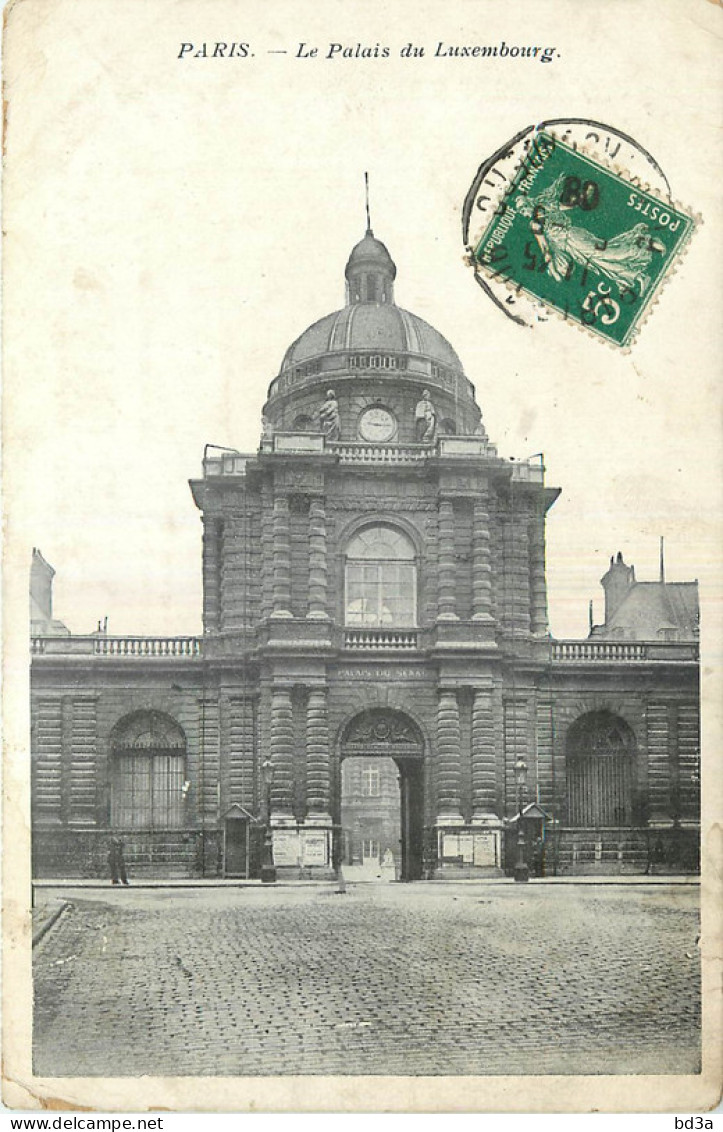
top-left (270, 688), bottom-right (294, 818)
top-left (529, 510), bottom-right (548, 636)
top-left (503, 695), bottom-right (530, 817)
top-left (260, 484), bottom-right (274, 619)
top-left (227, 696), bottom-right (256, 810)
top-left (502, 514), bottom-right (531, 639)
top-left (33, 697), bottom-right (63, 825)
top-left (202, 516), bottom-right (222, 632)
top-left (646, 701), bottom-right (672, 825)
top-left (305, 689), bottom-right (331, 820)
top-left (471, 685), bottom-right (499, 820)
top-left (436, 690), bottom-right (463, 822)
top-left (199, 697), bottom-right (221, 825)
top-left (270, 494), bottom-right (292, 618)
top-left (307, 496), bottom-right (329, 619)
top-left (69, 697), bottom-right (98, 825)
top-left (471, 492), bottom-right (493, 621)
top-left (677, 702), bottom-right (700, 824)
top-left (437, 497), bottom-right (458, 620)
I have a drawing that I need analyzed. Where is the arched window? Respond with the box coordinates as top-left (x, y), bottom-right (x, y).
top-left (292, 414), bottom-right (315, 431)
top-left (110, 711), bottom-right (186, 830)
top-left (345, 525), bottom-right (417, 627)
top-left (566, 711), bottom-right (635, 827)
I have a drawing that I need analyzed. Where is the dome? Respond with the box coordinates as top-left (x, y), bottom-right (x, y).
top-left (264, 226), bottom-right (482, 438)
top-left (280, 304), bottom-right (464, 373)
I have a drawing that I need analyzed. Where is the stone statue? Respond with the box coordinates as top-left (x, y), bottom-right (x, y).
top-left (415, 389), bottom-right (437, 443)
top-left (319, 389), bottom-right (341, 441)
top-left (260, 414), bottom-right (274, 445)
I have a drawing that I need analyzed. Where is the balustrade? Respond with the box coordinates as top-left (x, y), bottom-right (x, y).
top-left (343, 628), bottom-right (418, 650)
top-left (552, 641), bottom-right (647, 662)
top-left (30, 636), bottom-right (202, 657)
top-left (332, 443), bottom-right (429, 465)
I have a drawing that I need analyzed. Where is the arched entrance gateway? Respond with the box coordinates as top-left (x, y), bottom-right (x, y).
top-left (565, 711), bottom-right (636, 827)
top-left (339, 709), bottom-right (425, 881)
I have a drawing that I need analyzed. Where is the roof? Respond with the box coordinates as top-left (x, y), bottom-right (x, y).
top-left (345, 232), bottom-right (397, 280)
top-left (592, 580), bottom-right (699, 641)
top-left (280, 303), bottom-right (464, 372)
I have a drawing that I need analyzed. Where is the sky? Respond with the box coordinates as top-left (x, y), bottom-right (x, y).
top-left (5, 0), bottom-right (722, 643)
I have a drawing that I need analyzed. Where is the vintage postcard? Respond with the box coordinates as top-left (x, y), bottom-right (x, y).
top-left (3, 0), bottom-right (722, 1114)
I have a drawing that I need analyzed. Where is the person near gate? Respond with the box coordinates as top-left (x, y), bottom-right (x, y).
top-left (109, 837), bottom-right (129, 885)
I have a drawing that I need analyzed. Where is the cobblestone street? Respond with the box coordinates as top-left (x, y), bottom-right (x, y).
top-left (33, 882), bottom-right (700, 1078)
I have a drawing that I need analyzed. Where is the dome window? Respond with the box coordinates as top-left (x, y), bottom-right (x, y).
top-left (431, 362), bottom-right (453, 383)
top-left (293, 360), bottom-right (322, 379)
top-left (349, 353), bottom-right (401, 371)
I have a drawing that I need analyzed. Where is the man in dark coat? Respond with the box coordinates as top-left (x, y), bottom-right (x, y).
top-left (108, 838), bottom-right (129, 885)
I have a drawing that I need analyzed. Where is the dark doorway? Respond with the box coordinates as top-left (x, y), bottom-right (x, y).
top-left (398, 757), bottom-right (424, 881)
top-left (223, 814), bottom-right (250, 877)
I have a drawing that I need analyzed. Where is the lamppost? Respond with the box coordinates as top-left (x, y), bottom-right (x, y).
top-left (514, 756), bottom-right (529, 883)
top-left (260, 757), bottom-right (276, 884)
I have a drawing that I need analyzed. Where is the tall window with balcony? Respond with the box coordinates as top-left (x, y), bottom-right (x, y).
top-left (344, 526), bottom-right (417, 642)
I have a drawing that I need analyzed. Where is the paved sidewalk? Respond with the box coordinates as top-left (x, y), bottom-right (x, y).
top-left (33, 881), bottom-right (701, 1078)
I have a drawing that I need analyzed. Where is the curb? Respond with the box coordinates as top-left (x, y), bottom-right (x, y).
top-left (32, 900), bottom-right (71, 947)
top-left (31, 876), bottom-right (700, 891)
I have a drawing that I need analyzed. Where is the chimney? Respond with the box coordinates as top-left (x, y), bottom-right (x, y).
top-left (30, 548), bottom-right (55, 629)
top-left (600, 551), bottom-right (635, 624)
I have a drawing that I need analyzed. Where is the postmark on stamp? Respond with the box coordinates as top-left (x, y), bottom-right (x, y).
top-left (465, 127), bottom-right (696, 348)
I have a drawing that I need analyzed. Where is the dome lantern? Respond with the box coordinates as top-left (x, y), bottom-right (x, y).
top-left (344, 230), bottom-right (396, 306)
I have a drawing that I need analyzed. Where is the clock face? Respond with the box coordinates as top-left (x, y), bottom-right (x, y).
top-left (359, 406), bottom-right (396, 443)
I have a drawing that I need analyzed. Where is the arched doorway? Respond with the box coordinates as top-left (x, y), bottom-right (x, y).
top-left (110, 710), bottom-right (186, 829)
top-left (339, 709), bottom-right (424, 881)
top-left (565, 711), bottom-right (635, 827)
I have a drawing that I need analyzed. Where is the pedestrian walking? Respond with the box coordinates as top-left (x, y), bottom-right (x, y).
top-left (108, 837), bottom-right (129, 885)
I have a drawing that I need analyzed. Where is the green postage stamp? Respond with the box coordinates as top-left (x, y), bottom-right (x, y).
top-left (472, 131), bottom-right (695, 347)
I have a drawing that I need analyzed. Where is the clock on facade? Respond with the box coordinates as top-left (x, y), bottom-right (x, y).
top-left (358, 406), bottom-right (397, 442)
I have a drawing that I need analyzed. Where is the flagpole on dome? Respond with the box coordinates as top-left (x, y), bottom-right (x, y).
top-left (364, 171), bottom-right (373, 235)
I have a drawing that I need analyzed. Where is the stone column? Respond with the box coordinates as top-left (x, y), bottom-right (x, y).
top-left (270, 494), bottom-right (292, 618)
top-left (436, 690), bottom-right (463, 822)
top-left (471, 685), bottom-right (499, 820)
top-left (471, 492), bottom-right (493, 621)
top-left (437, 498), bottom-right (458, 621)
top-left (529, 510), bottom-right (548, 636)
top-left (305, 689), bottom-right (331, 821)
top-left (307, 497), bottom-right (329, 619)
top-left (270, 688), bottom-right (294, 818)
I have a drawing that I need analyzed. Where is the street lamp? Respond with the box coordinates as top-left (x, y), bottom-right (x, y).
top-left (260, 757), bottom-right (277, 884)
top-left (514, 756), bottom-right (529, 883)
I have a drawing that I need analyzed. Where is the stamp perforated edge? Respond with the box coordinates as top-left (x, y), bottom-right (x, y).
top-left (464, 129), bottom-right (702, 353)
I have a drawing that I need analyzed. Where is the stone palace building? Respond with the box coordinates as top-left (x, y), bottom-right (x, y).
top-left (30, 226), bottom-right (700, 880)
